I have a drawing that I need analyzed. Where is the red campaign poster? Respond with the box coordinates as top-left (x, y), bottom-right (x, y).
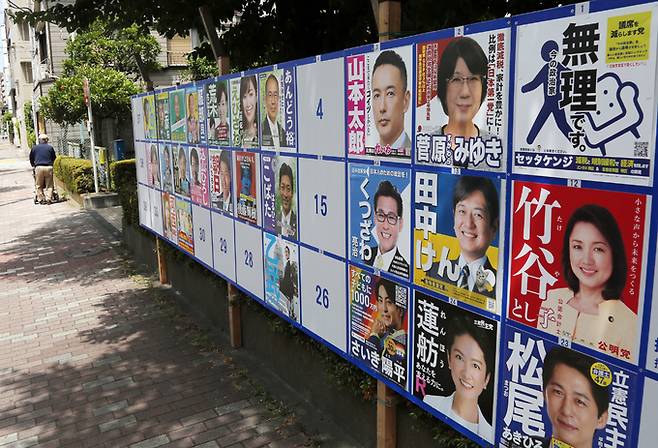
top-left (508, 181), bottom-right (648, 363)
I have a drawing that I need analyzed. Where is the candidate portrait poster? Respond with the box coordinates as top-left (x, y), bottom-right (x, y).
top-left (259, 68), bottom-right (297, 150)
top-left (160, 144), bottom-right (174, 194)
top-left (145, 143), bottom-right (161, 188)
top-left (412, 291), bottom-right (497, 443)
top-left (414, 172), bottom-right (503, 313)
top-left (188, 147), bottom-right (209, 207)
top-left (205, 79), bottom-right (231, 146)
top-left (349, 163), bottom-right (411, 280)
top-left (345, 45), bottom-right (413, 161)
top-left (231, 75), bottom-right (260, 149)
top-left (209, 149), bottom-right (233, 215)
top-left (186, 87), bottom-right (200, 145)
top-left (176, 198), bottom-right (194, 254)
top-left (235, 151), bottom-right (258, 224)
top-left (499, 328), bottom-right (639, 448)
top-left (349, 266), bottom-right (408, 388)
top-left (415, 29), bottom-right (509, 172)
top-left (508, 181), bottom-right (649, 363)
top-left (169, 89), bottom-right (186, 142)
top-left (513, 3), bottom-right (658, 186)
top-left (173, 145), bottom-right (190, 198)
top-left (142, 94), bottom-right (157, 140)
top-left (262, 154), bottom-right (297, 239)
top-left (156, 92), bottom-right (171, 141)
top-left (263, 233), bottom-right (300, 322)
top-left (162, 192), bottom-right (177, 243)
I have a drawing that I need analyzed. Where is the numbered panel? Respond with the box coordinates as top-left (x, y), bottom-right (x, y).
top-left (646, 234), bottom-right (658, 373)
top-left (137, 184), bottom-right (151, 229)
top-left (300, 247), bottom-right (347, 353)
top-left (192, 204), bottom-right (212, 267)
top-left (298, 158), bottom-right (346, 257)
top-left (211, 211), bottom-right (236, 282)
top-left (297, 58), bottom-right (345, 157)
top-left (149, 188), bottom-right (164, 236)
top-left (131, 96), bottom-right (146, 141)
top-left (234, 220), bottom-right (264, 300)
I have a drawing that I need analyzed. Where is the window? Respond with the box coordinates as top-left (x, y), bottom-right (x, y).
top-left (17, 21), bottom-right (30, 41)
top-left (21, 62), bottom-right (33, 84)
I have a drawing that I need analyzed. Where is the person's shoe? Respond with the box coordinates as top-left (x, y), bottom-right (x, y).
top-left (38, 199), bottom-right (46, 205)
top-left (46, 200), bottom-right (52, 205)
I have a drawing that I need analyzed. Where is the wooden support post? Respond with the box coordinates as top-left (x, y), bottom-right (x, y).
top-left (377, 381), bottom-right (397, 448)
top-left (377, 0), bottom-right (401, 42)
top-left (156, 237), bottom-right (169, 285)
top-left (228, 283), bottom-right (242, 348)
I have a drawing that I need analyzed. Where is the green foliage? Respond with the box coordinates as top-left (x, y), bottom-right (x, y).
top-left (40, 66), bottom-right (139, 125)
top-left (3, 112), bottom-right (14, 141)
top-left (64, 19), bottom-right (161, 79)
top-left (53, 156), bottom-right (95, 194)
top-left (110, 159), bottom-right (138, 225)
top-left (182, 44), bottom-right (219, 81)
top-left (24, 102), bottom-right (35, 148)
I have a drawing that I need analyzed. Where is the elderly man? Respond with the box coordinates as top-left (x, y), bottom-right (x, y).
top-left (29, 133), bottom-right (56, 205)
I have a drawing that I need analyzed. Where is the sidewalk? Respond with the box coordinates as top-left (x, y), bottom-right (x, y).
top-left (0, 142), bottom-right (339, 448)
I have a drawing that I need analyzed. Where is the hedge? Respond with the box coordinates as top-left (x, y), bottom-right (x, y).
top-left (53, 156), bottom-right (95, 194)
top-left (110, 159), bottom-right (138, 225)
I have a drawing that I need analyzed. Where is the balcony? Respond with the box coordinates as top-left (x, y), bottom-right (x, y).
top-left (167, 51), bottom-right (188, 67)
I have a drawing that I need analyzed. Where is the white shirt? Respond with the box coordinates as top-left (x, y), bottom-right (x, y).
top-left (267, 116), bottom-right (281, 147)
top-left (373, 246), bottom-right (396, 271)
top-left (280, 209), bottom-right (292, 236)
top-left (456, 254), bottom-right (489, 291)
top-left (222, 192), bottom-right (231, 212)
top-left (423, 392), bottom-right (493, 442)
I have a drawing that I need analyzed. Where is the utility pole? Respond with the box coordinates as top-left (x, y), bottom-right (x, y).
top-left (83, 77), bottom-right (99, 193)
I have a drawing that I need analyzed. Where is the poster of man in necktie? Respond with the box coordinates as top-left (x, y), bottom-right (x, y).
top-left (414, 171), bottom-right (503, 313)
top-left (349, 163), bottom-right (411, 280)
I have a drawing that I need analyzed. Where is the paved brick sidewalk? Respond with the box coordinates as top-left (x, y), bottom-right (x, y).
top-left (0, 143), bottom-right (319, 448)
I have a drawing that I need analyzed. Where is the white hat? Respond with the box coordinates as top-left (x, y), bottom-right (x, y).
top-left (38, 133), bottom-right (49, 141)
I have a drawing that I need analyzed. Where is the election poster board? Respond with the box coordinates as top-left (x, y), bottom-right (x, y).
top-left (499, 327), bottom-right (639, 448)
top-left (508, 181), bottom-right (649, 363)
top-left (413, 172), bottom-right (503, 313)
top-left (132, 2), bottom-right (658, 447)
top-left (349, 266), bottom-right (409, 388)
top-left (349, 163), bottom-right (411, 280)
top-left (415, 29), bottom-right (510, 172)
top-left (638, 377), bottom-right (658, 446)
top-left (345, 44), bottom-right (414, 161)
top-left (259, 68), bottom-right (297, 151)
top-left (513, 3), bottom-right (658, 186)
top-left (412, 291), bottom-right (498, 444)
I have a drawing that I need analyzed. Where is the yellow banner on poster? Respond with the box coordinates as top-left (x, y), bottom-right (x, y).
top-left (606, 11), bottom-right (651, 63)
top-left (413, 229), bottom-right (498, 312)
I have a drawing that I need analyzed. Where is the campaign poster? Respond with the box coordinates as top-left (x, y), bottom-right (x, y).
top-left (235, 151), bottom-right (258, 224)
top-left (349, 163), bottom-right (411, 280)
top-left (188, 146), bottom-right (209, 207)
top-left (508, 181), bottom-right (649, 363)
top-left (345, 45), bottom-right (413, 161)
top-left (349, 266), bottom-right (408, 388)
top-left (176, 198), bottom-right (194, 254)
top-left (186, 87), bottom-right (200, 145)
top-left (172, 145), bottom-right (190, 198)
top-left (206, 79), bottom-right (231, 146)
top-left (146, 143), bottom-right (161, 188)
top-left (412, 291), bottom-right (497, 443)
top-left (142, 94), bottom-right (157, 140)
top-left (646, 236), bottom-right (658, 374)
top-left (259, 68), bottom-right (297, 150)
top-left (262, 154), bottom-right (297, 239)
top-left (415, 30), bottom-right (509, 171)
top-left (131, 96), bottom-right (145, 141)
top-left (639, 377), bottom-right (658, 446)
top-left (159, 143), bottom-right (174, 194)
top-left (499, 328), bottom-right (639, 448)
top-left (209, 149), bottom-right (233, 215)
top-left (156, 92), bottom-right (171, 141)
top-left (414, 172), bottom-right (503, 313)
top-left (162, 192), bottom-right (177, 243)
top-left (263, 232), bottom-right (300, 322)
top-left (231, 75), bottom-right (260, 149)
top-left (169, 89), bottom-right (187, 142)
top-left (513, 4), bottom-right (658, 186)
